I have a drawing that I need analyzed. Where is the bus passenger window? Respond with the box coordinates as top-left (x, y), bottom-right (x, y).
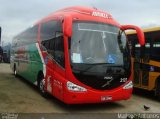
top-left (152, 41), bottom-right (160, 61)
top-left (40, 20), bottom-right (64, 68)
top-left (41, 39), bottom-right (54, 57)
top-left (54, 33), bottom-right (64, 68)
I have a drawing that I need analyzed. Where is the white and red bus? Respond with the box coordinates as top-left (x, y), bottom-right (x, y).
top-left (11, 6), bottom-right (145, 104)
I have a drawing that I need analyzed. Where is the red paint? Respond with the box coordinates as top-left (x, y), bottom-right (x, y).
top-left (36, 6), bottom-right (145, 104)
top-left (121, 25), bottom-right (145, 45)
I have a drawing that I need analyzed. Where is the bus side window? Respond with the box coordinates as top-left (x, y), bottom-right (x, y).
top-left (40, 20), bottom-right (64, 68)
top-left (131, 39), bottom-right (136, 57)
top-left (143, 38), bottom-right (151, 63)
top-left (54, 32), bottom-right (64, 68)
top-left (49, 39), bottom-right (55, 57)
top-left (152, 40), bottom-right (160, 61)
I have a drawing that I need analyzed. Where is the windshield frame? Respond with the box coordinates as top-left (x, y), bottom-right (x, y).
top-left (67, 21), bottom-right (131, 90)
top-left (69, 21), bottom-right (129, 66)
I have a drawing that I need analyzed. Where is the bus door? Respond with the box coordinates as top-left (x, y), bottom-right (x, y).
top-left (40, 37), bottom-right (57, 94)
top-left (42, 32), bottom-right (65, 99)
top-left (40, 20), bottom-right (64, 97)
top-left (40, 20), bottom-right (58, 94)
top-left (133, 42), bottom-right (142, 87)
top-left (133, 38), bottom-right (151, 89)
top-left (141, 39), bottom-right (151, 89)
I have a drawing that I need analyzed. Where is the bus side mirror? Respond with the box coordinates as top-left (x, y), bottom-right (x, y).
top-left (63, 15), bottom-right (72, 37)
top-left (121, 25), bottom-right (145, 46)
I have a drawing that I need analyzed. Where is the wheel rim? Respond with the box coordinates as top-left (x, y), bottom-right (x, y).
top-left (14, 69), bottom-right (17, 75)
top-left (40, 79), bottom-right (45, 93)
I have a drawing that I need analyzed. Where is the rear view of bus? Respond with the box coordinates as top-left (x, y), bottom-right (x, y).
top-left (11, 6), bottom-right (145, 104)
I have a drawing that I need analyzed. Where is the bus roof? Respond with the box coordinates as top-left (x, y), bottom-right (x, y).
top-left (36, 6), bottom-right (120, 27)
top-left (127, 26), bottom-right (160, 35)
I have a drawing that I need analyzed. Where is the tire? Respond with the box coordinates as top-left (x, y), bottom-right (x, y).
top-left (38, 73), bottom-right (47, 97)
top-left (14, 65), bottom-right (17, 77)
top-left (155, 80), bottom-right (160, 100)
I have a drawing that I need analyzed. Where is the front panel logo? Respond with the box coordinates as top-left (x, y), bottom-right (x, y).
top-left (102, 76), bottom-right (113, 87)
top-left (104, 76), bottom-right (113, 80)
top-left (92, 12), bottom-right (112, 19)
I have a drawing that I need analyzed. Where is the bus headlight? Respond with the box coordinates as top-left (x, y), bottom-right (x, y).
top-left (123, 81), bottom-right (133, 89)
top-left (67, 81), bottom-right (87, 92)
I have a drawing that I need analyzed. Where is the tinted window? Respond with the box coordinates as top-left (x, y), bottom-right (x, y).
top-left (26, 25), bottom-right (38, 44)
top-left (41, 20), bottom-right (64, 68)
top-left (152, 40), bottom-right (160, 61)
top-left (40, 21), bottom-right (62, 41)
top-left (54, 34), bottom-right (64, 67)
top-left (13, 25), bottom-right (38, 47)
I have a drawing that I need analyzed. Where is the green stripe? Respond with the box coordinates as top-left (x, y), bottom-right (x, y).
top-left (18, 43), bottom-right (44, 83)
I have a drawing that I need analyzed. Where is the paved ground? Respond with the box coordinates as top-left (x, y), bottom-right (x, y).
top-left (0, 63), bottom-right (160, 118)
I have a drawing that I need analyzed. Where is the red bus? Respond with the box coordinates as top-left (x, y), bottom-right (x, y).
top-left (11, 6), bottom-right (145, 104)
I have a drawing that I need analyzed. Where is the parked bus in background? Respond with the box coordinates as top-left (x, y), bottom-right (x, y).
top-left (127, 27), bottom-right (160, 99)
top-left (0, 27), bottom-right (3, 63)
top-left (0, 46), bottom-right (3, 63)
top-left (3, 43), bottom-right (11, 63)
top-left (11, 6), bottom-right (145, 104)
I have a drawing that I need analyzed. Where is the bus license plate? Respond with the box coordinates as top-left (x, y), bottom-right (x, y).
top-left (101, 96), bottom-right (112, 101)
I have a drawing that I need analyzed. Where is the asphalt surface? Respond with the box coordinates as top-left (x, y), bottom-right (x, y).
top-left (0, 63), bottom-right (160, 118)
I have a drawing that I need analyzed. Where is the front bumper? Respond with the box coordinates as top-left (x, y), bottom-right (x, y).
top-left (63, 81), bottom-right (133, 104)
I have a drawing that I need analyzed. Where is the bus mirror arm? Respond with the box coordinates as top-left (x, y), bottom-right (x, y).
top-left (121, 25), bottom-right (145, 46)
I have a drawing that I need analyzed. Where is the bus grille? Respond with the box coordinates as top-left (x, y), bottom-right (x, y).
top-left (73, 73), bottom-right (130, 90)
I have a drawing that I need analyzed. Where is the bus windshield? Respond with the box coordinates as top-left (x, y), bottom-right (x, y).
top-left (69, 21), bottom-right (131, 90)
top-left (70, 22), bottom-right (127, 65)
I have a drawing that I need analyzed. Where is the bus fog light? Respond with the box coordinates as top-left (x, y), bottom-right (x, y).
top-left (123, 81), bottom-right (133, 89)
top-left (67, 81), bottom-right (87, 92)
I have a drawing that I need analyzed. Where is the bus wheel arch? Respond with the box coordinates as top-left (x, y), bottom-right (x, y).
top-left (37, 71), bottom-right (47, 97)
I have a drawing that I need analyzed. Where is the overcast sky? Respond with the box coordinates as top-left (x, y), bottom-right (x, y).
top-left (0, 0), bottom-right (160, 45)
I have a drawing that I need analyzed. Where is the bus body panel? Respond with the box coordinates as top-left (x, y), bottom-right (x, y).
top-left (11, 43), bottom-right (44, 84)
top-left (63, 85), bottom-right (132, 104)
top-left (36, 6), bottom-right (120, 28)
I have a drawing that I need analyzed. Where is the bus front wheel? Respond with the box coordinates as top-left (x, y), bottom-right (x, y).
top-left (156, 80), bottom-right (160, 100)
top-left (38, 73), bottom-right (47, 97)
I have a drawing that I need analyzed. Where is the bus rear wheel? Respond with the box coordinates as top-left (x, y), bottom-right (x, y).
top-left (38, 73), bottom-right (47, 97)
top-left (156, 80), bottom-right (160, 100)
top-left (14, 65), bottom-right (17, 77)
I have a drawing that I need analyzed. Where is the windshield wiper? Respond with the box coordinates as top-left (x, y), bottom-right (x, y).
top-left (73, 63), bottom-right (114, 75)
top-left (73, 65), bottom-right (94, 75)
